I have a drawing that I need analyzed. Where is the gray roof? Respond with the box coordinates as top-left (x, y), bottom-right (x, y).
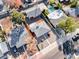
top-left (16, 30), bottom-right (27, 48)
top-left (49, 14), bottom-right (66, 27)
top-left (8, 26), bottom-right (27, 47)
top-left (30, 22), bottom-right (50, 38)
top-left (69, 8), bottom-right (76, 17)
top-left (27, 7), bottom-right (41, 18)
top-left (0, 42), bottom-right (9, 55)
top-left (75, 7), bottom-right (79, 15)
top-left (33, 26), bottom-right (50, 38)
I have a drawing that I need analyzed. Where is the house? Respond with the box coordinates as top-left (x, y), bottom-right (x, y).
top-left (29, 19), bottom-right (51, 43)
top-left (75, 7), bottom-right (79, 17)
top-left (47, 8), bottom-right (66, 27)
top-left (7, 25), bottom-right (27, 57)
top-left (63, 6), bottom-right (79, 17)
top-left (0, 42), bottom-right (9, 58)
top-left (0, 0), bottom-right (9, 18)
top-left (21, 3), bottom-right (47, 18)
top-left (7, 25), bottom-right (27, 48)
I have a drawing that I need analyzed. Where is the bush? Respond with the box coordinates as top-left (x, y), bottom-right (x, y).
top-left (57, 3), bottom-right (62, 9)
top-left (70, 0), bottom-right (77, 8)
top-left (42, 9), bottom-right (49, 16)
top-left (49, 0), bottom-right (55, 5)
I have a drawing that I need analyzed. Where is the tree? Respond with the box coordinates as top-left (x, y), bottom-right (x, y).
top-left (0, 27), bottom-right (6, 42)
top-left (49, 0), bottom-right (55, 5)
top-left (42, 9), bottom-right (49, 16)
top-left (70, 0), bottom-right (77, 8)
top-left (57, 3), bottom-right (62, 9)
top-left (58, 17), bottom-right (77, 34)
top-left (11, 10), bottom-right (38, 55)
top-left (11, 10), bottom-right (24, 25)
top-left (11, 10), bottom-right (32, 36)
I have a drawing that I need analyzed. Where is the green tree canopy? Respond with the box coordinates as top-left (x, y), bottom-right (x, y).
top-left (42, 9), bottom-right (49, 16)
top-left (0, 27), bottom-right (6, 42)
top-left (57, 3), bottom-right (62, 9)
top-left (49, 0), bottom-right (55, 4)
top-left (58, 17), bottom-right (77, 34)
top-left (70, 0), bottom-right (77, 8)
top-left (11, 10), bottom-right (25, 25)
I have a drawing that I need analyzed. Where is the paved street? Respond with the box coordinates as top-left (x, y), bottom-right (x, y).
top-left (31, 41), bottom-right (64, 59)
top-left (42, 42), bottom-right (64, 59)
top-left (42, 51), bottom-right (64, 59)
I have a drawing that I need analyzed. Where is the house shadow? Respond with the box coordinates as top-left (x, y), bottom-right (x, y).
top-left (35, 33), bottom-right (49, 44)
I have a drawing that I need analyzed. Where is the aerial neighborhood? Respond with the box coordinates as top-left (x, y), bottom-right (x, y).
top-left (0, 0), bottom-right (79, 59)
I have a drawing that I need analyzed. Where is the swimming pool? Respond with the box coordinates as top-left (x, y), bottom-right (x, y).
top-left (48, 5), bottom-right (55, 13)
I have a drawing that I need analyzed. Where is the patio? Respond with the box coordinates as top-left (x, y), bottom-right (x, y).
top-left (47, 9), bottom-right (63, 19)
top-left (0, 17), bottom-right (13, 33)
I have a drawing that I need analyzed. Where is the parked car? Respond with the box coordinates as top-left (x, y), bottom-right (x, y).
top-left (59, 0), bottom-right (70, 5)
top-left (72, 34), bottom-right (79, 42)
top-left (63, 40), bottom-right (74, 55)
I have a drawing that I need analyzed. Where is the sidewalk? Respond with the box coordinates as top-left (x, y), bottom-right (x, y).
top-left (30, 41), bottom-right (60, 59)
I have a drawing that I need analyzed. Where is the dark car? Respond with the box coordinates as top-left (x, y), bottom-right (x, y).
top-left (75, 7), bottom-right (79, 17)
top-left (63, 40), bottom-right (74, 55)
top-left (72, 34), bottom-right (79, 42)
top-left (59, 0), bottom-right (70, 5)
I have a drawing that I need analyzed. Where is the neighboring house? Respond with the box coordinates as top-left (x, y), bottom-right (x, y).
top-left (63, 6), bottom-right (79, 17)
top-left (27, 7), bottom-right (41, 18)
top-left (75, 7), bottom-right (79, 17)
top-left (21, 3), bottom-right (47, 18)
top-left (47, 8), bottom-right (66, 27)
top-left (0, 0), bottom-right (10, 16)
top-left (7, 25), bottom-right (27, 57)
top-left (7, 25), bottom-right (27, 48)
top-left (67, 7), bottom-right (79, 17)
top-left (0, 42), bottom-right (9, 58)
